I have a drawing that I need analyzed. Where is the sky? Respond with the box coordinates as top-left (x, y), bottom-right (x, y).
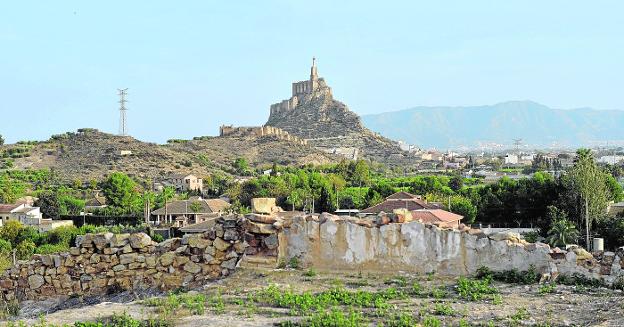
top-left (1, 1), bottom-right (623, 144)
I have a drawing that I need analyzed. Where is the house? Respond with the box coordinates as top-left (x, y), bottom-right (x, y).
top-left (0, 204), bottom-right (44, 226)
top-left (504, 154), bottom-right (519, 165)
top-left (84, 195), bottom-right (107, 212)
top-left (0, 204), bottom-right (26, 226)
top-left (608, 202), bottom-right (624, 217)
top-left (0, 203), bottom-right (73, 232)
top-left (411, 209), bottom-right (463, 229)
top-left (150, 198), bottom-right (230, 227)
top-left (360, 192), bottom-right (435, 215)
top-left (158, 174), bottom-right (204, 193)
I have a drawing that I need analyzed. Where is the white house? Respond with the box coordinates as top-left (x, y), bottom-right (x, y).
top-left (504, 154), bottom-right (519, 165)
top-left (157, 174), bottom-right (204, 193)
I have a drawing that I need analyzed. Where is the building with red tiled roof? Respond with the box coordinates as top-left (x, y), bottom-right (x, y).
top-left (360, 191), bottom-right (435, 214)
top-left (411, 209), bottom-right (463, 229)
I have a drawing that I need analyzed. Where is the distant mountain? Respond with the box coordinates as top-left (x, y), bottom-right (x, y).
top-left (361, 101), bottom-right (624, 149)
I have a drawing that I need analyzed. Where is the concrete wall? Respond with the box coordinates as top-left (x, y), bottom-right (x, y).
top-left (280, 215), bottom-right (624, 284)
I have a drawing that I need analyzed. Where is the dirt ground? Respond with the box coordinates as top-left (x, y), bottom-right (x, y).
top-left (4, 268), bottom-right (624, 326)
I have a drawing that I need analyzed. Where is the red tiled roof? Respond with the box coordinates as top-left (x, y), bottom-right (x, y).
top-left (411, 209), bottom-right (463, 224)
top-left (0, 204), bottom-right (21, 213)
top-left (361, 199), bottom-right (433, 213)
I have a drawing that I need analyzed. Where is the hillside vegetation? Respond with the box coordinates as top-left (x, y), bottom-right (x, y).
top-left (0, 129), bottom-right (336, 181)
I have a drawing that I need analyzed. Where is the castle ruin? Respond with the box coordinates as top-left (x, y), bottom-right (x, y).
top-left (269, 57), bottom-right (332, 117)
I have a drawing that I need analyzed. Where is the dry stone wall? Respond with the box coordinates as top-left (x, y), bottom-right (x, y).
top-left (0, 216), bottom-right (246, 302)
top-left (280, 214), bottom-right (624, 285)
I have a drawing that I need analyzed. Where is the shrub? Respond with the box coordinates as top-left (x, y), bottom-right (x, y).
top-left (15, 240), bottom-right (35, 260)
top-left (538, 283), bottom-right (556, 295)
top-left (35, 243), bottom-right (70, 255)
top-left (303, 268), bottom-right (317, 277)
top-left (433, 303), bottom-right (454, 316)
top-left (456, 276), bottom-right (498, 301)
top-left (476, 266), bottom-right (539, 284)
top-left (556, 273), bottom-right (605, 288)
top-left (422, 316), bottom-right (442, 327)
top-left (0, 239), bottom-right (12, 254)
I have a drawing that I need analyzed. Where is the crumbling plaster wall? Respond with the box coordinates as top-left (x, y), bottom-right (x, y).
top-left (280, 215), bottom-right (624, 284)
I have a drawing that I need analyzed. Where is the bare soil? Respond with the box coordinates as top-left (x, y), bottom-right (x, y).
top-left (5, 269), bottom-right (624, 326)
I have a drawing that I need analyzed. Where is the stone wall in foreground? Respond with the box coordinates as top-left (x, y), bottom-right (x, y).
top-left (280, 214), bottom-right (624, 285)
top-left (0, 216), bottom-right (246, 302)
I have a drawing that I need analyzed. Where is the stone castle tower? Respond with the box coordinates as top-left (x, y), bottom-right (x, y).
top-left (269, 58), bottom-right (332, 117)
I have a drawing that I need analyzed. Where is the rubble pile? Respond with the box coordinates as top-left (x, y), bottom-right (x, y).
top-left (0, 216), bottom-right (246, 302)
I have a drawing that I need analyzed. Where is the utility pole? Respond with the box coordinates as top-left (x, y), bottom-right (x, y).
top-left (118, 88), bottom-right (129, 136)
top-left (513, 139), bottom-right (522, 155)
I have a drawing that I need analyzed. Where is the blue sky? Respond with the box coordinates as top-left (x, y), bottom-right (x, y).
top-left (1, 1), bottom-right (623, 144)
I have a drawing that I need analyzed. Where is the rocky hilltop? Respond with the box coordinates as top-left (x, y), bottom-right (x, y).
top-left (3, 129), bottom-right (335, 181)
top-left (266, 59), bottom-right (410, 164)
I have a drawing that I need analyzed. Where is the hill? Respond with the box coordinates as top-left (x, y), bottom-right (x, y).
top-left (361, 101), bottom-right (624, 149)
top-left (265, 59), bottom-right (410, 164)
top-left (0, 129), bottom-right (335, 182)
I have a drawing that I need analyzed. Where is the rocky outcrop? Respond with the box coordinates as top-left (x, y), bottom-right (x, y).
top-left (0, 216), bottom-right (246, 302)
top-left (265, 62), bottom-right (411, 164)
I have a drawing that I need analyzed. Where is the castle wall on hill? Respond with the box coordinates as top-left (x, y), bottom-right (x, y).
top-left (219, 125), bottom-right (308, 146)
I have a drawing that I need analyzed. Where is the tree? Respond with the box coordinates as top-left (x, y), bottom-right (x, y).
top-left (449, 196), bottom-right (477, 224)
top-left (565, 149), bottom-right (610, 247)
top-left (59, 195), bottom-right (85, 215)
top-left (35, 190), bottom-right (61, 219)
top-left (449, 175), bottom-right (464, 192)
top-left (546, 206), bottom-right (579, 247)
top-left (0, 174), bottom-right (26, 204)
top-left (0, 220), bottom-right (23, 245)
top-left (0, 134), bottom-right (4, 146)
top-left (286, 190), bottom-right (303, 211)
top-left (102, 172), bottom-right (142, 214)
top-left (233, 158), bottom-right (249, 175)
top-left (351, 160), bottom-right (371, 186)
top-left (189, 201), bottom-right (202, 213)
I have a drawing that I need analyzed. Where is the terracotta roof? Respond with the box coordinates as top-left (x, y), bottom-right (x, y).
top-left (360, 192), bottom-right (433, 214)
top-left (152, 199), bottom-right (230, 215)
top-left (411, 209), bottom-right (463, 224)
top-left (0, 204), bottom-right (21, 213)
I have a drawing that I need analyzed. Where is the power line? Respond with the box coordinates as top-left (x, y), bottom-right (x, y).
top-left (118, 88), bottom-right (129, 136)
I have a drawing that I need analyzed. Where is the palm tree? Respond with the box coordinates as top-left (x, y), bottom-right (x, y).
top-left (547, 218), bottom-right (580, 247)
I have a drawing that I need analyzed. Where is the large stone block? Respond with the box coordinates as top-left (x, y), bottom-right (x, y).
top-left (129, 233), bottom-right (153, 249)
top-left (251, 198), bottom-right (277, 214)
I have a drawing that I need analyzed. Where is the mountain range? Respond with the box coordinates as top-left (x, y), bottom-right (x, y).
top-left (361, 101), bottom-right (624, 150)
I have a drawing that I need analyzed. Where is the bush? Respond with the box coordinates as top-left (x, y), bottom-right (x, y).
top-left (476, 266), bottom-right (540, 284)
top-left (35, 243), bottom-right (70, 255)
top-left (15, 240), bottom-right (36, 260)
top-left (0, 239), bottom-right (12, 254)
top-left (456, 276), bottom-right (498, 301)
